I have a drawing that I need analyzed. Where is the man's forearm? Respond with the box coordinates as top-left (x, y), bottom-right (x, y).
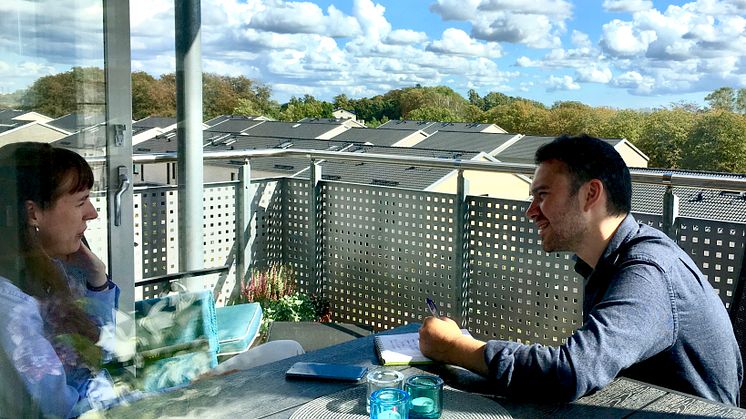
top-left (446, 336), bottom-right (490, 376)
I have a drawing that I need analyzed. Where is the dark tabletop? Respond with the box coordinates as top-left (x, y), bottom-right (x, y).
top-left (103, 323), bottom-right (746, 418)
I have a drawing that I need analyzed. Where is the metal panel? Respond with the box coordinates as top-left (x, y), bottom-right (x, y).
top-left (323, 184), bottom-right (459, 330)
top-left (249, 179), bottom-right (286, 270)
top-left (467, 197), bottom-right (582, 345)
top-left (286, 179), bottom-right (313, 292)
top-left (675, 218), bottom-right (746, 310)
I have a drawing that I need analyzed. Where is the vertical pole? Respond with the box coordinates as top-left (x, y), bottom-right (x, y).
top-left (103, 0), bottom-right (134, 313)
top-left (308, 160), bottom-right (323, 296)
top-left (236, 160), bottom-right (253, 293)
top-left (175, 0), bottom-right (204, 290)
top-left (662, 182), bottom-right (679, 240)
top-left (454, 169), bottom-right (471, 327)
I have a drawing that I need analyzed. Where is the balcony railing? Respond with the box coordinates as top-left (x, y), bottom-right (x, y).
top-left (86, 149), bottom-right (746, 347)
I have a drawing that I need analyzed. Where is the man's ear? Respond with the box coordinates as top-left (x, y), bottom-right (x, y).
top-left (582, 179), bottom-right (604, 212)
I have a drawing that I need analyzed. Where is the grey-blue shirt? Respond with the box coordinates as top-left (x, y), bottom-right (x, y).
top-left (483, 214), bottom-right (743, 405)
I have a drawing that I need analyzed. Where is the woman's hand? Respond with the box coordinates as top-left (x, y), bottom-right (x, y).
top-left (63, 241), bottom-right (108, 288)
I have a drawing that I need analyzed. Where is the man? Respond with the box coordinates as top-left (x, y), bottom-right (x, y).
top-left (419, 134), bottom-right (743, 405)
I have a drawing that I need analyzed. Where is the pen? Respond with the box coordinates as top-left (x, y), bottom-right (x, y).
top-left (426, 297), bottom-right (439, 318)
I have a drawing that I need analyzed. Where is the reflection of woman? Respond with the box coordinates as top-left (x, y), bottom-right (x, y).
top-left (0, 142), bottom-right (119, 417)
top-left (0, 142), bottom-right (304, 417)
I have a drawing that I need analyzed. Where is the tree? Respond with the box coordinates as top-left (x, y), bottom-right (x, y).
top-left (637, 107), bottom-right (695, 169)
top-left (485, 100), bottom-right (548, 134)
top-left (682, 110), bottom-right (746, 172)
top-left (21, 67), bottom-right (104, 117)
top-left (594, 108), bottom-right (646, 144)
top-left (333, 94), bottom-right (351, 110)
top-left (131, 71), bottom-right (176, 119)
top-left (278, 95), bottom-right (333, 121)
top-left (704, 87), bottom-right (735, 112)
top-left (406, 105), bottom-right (459, 122)
top-left (736, 89), bottom-right (746, 114)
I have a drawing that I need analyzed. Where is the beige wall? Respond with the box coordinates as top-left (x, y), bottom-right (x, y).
top-left (391, 131), bottom-right (428, 147)
top-left (316, 125), bottom-right (350, 139)
top-left (616, 143), bottom-right (649, 168)
top-left (0, 123), bottom-right (68, 144)
top-left (427, 169), bottom-right (531, 199)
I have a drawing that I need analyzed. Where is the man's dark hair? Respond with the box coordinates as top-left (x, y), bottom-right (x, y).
top-left (535, 134), bottom-right (631, 216)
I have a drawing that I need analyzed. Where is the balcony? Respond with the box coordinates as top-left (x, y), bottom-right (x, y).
top-left (86, 149), bottom-right (746, 348)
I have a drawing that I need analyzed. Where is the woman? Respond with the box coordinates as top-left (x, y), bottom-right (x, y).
top-left (0, 142), bottom-right (304, 417)
top-left (0, 142), bottom-right (119, 417)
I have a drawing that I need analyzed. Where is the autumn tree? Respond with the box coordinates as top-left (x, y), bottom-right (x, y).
top-left (485, 100), bottom-right (548, 134)
top-left (131, 71), bottom-right (176, 119)
top-left (635, 106), bottom-right (695, 169)
top-left (278, 95), bottom-right (333, 121)
top-left (682, 110), bottom-right (746, 172)
top-left (21, 67), bottom-right (104, 117)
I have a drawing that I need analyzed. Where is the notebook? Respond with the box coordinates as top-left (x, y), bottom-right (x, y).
top-left (374, 330), bottom-right (471, 366)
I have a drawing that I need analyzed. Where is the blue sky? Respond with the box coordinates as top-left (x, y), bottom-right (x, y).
top-left (3, 0), bottom-right (746, 110)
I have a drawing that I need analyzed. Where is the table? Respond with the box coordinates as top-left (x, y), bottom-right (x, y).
top-left (104, 323), bottom-right (746, 418)
top-left (267, 321), bottom-right (373, 352)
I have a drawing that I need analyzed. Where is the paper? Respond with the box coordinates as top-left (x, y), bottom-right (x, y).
top-left (374, 329), bottom-right (471, 366)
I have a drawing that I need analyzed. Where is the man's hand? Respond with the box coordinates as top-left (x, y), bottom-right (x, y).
top-left (419, 316), bottom-right (490, 376)
top-left (63, 241), bottom-right (108, 288)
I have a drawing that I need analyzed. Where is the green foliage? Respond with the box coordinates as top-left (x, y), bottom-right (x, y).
top-left (278, 95), bottom-right (333, 121)
top-left (21, 66), bottom-right (104, 117)
top-left (235, 264), bottom-right (332, 339)
top-left (636, 106), bottom-right (695, 168)
top-left (682, 110), bottom-right (746, 172)
top-left (705, 87), bottom-right (736, 112)
top-left (132, 71), bottom-right (176, 120)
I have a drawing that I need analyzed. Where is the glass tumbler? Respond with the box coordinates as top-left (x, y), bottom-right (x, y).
top-left (404, 375), bottom-right (444, 419)
top-left (369, 388), bottom-right (409, 419)
top-left (365, 369), bottom-right (405, 413)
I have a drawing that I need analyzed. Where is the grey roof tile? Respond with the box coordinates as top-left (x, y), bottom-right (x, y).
top-left (496, 135), bottom-right (623, 164)
top-left (414, 131), bottom-right (518, 153)
top-left (328, 127), bottom-right (420, 146)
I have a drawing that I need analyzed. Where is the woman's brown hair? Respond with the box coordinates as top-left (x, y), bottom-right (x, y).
top-left (0, 142), bottom-right (100, 353)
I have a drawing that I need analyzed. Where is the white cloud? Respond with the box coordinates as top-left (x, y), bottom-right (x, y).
top-left (602, 0), bottom-right (653, 13)
top-left (472, 12), bottom-right (561, 48)
top-left (600, 19), bottom-right (657, 56)
top-left (384, 29), bottom-right (428, 45)
top-left (571, 30), bottom-right (592, 48)
top-left (516, 56), bottom-right (540, 67)
top-left (429, 0), bottom-right (481, 21)
top-left (612, 71), bottom-right (656, 94)
top-left (250, 2), bottom-right (360, 38)
top-left (427, 28), bottom-right (502, 58)
top-left (547, 75), bottom-right (580, 91)
top-left (477, 0), bottom-right (573, 18)
top-left (353, 0), bottom-right (391, 42)
top-left (576, 66), bottom-right (613, 83)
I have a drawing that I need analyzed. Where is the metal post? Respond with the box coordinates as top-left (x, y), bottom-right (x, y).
top-left (308, 160), bottom-right (323, 296)
top-left (103, 0), bottom-right (135, 313)
top-left (454, 169), bottom-right (470, 327)
top-left (236, 160), bottom-right (253, 293)
top-left (662, 184), bottom-right (679, 240)
top-left (175, 0), bottom-right (204, 290)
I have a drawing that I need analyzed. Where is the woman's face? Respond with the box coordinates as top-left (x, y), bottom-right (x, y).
top-left (34, 188), bottom-right (98, 259)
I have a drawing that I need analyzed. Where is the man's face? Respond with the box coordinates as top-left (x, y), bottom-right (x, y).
top-left (526, 160), bottom-right (588, 253)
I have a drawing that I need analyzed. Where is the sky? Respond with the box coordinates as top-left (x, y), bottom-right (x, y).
top-left (2, 0), bottom-right (746, 109)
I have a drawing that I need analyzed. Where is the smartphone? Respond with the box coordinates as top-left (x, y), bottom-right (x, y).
top-left (285, 362), bottom-right (368, 382)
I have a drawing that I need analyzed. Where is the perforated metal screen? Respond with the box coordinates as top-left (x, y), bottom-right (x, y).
top-left (467, 197), bottom-right (582, 344)
top-left (117, 178), bottom-right (744, 346)
top-left (322, 183), bottom-right (459, 330)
